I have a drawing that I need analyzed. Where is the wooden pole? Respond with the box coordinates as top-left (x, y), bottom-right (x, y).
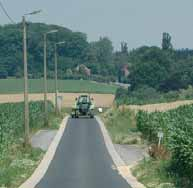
top-left (55, 44), bottom-right (58, 114)
top-left (23, 16), bottom-right (30, 145)
top-left (44, 34), bottom-right (48, 126)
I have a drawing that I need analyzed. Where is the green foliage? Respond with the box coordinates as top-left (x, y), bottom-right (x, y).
top-left (162, 32), bottom-right (173, 50)
top-left (128, 46), bottom-right (172, 91)
top-left (116, 86), bottom-right (164, 105)
top-left (136, 105), bottom-right (193, 186)
top-left (132, 159), bottom-right (175, 188)
top-left (127, 42), bottom-right (193, 93)
top-left (0, 23), bottom-right (117, 80)
top-left (103, 108), bottom-right (141, 145)
top-left (0, 101), bottom-right (54, 156)
top-left (128, 85), bottom-right (162, 104)
top-left (115, 85), bottom-right (193, 105)
top-left (115, 87), bottom-right (128, 101)
top-left (0, 101), bottom-right (63, 188)
top-left (114, 42), bottom-right (129, 82)
top-left (0, 147), bottom-right (43, 188)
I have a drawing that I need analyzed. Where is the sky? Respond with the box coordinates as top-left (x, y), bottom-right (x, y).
top-left (0, 0), bottom-right (193, 50)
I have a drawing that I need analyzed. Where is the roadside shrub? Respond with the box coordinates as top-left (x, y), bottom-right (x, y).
top-left (178, 85), bottom-right (193, 100)
top-left (148, 144), bottom-right (170, 160)
top-left (115, 85), bottom-right (193, 105)
top-left (164, 90), bottom-right (179, 101)
top-left (115, 87), bottom-right (128, 105)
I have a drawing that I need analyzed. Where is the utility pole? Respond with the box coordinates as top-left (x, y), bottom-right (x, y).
top-left (43, 30), bottom-right (58, 125)
top-left (54, 43), bottom-right (58, 114)
top-left (44, 33), bottom-right (48, 126)
top-left (23, 16), bottom-right (30, 146)
top-left (22, 10), bottom-right (42, 145)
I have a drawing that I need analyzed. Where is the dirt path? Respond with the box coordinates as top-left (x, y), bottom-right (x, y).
top-left (124, 100), bottom-right (193, 113)
top-left (0, 93), bottom-right (114, 107)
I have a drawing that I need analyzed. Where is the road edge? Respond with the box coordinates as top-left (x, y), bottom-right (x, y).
top-left (96, 116), bottom-right (146, 188)
top-left (19, 116), bottom-right (69, 188)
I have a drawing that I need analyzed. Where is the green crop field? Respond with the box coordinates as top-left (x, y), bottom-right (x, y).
top-left (0, 79), bottom-right (118, 94)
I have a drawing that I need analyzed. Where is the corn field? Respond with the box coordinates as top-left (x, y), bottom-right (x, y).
top-left (0, 101), bottom-right (54, 156)
top-left (137, 105), bottom-right (193, 185)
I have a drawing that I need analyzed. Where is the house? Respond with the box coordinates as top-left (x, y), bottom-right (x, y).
top-left (76, 64), bottom-right (91, 76)
top-left (121, 64), bottom-right (130, 77)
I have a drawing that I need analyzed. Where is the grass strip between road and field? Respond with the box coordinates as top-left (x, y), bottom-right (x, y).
top-left (132, 159), bottom-right (175, 188)
top-left (102, 107), bottom-right (143, 145)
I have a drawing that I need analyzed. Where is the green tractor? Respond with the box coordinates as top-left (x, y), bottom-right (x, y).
top-left (71, 95), bottom-right (95, 118)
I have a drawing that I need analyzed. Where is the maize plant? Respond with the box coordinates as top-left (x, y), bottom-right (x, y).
top-left (137, 105), bottom-right (193, 184)
top-left (0, 101), bottom-right (54, 156)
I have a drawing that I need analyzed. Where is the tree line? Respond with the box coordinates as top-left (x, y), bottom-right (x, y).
top-left (0, 23), bottom-right (119, 82)
top-left (1, 23), bottom-right (193, 98)
top-left (116, 33), bottom-right (193, 104)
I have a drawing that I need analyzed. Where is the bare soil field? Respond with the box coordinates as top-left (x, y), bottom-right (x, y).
top-left (0, 93), bottom-right (115, 107)
top-left (124, 100), bottom-right (193, 113)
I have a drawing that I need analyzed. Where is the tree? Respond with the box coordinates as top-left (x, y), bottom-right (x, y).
top-left (96, 37), bottom-right (113, 65)
top-left (162, 32), bottom-right (173, 50)
top-left (121, 42), bottom-right (128, 55)
top-left (128, 47), bottom-right (172, 90)
top-left (84, 37), bottom-right (115, 76)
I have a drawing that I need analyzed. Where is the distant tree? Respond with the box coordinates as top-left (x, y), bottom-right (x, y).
top-left (84, 43), bottom-right (98, 65)
top-left (96, 37), bottom-right (113, 65)
top-left (121, 42), bottom-right (128, 55)
top-left (128, 47), bottom-right (172, 90)
top-left (162, 32), bottom-right (173, 50)
top-left (0, 70), bottom-right (8, 79)
top-left (0, 23), bottom-right (117, 79)
top-left (114, 42), bottom-right (130, 82)
top-left (84, 37), bottom-right (114, 76)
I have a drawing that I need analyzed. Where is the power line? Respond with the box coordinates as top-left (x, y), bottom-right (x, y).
top-left (0, 0), bottom-right (15, 24)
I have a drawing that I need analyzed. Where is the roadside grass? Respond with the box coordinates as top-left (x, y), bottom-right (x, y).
top-left (30, 112), bottom-right (64, 134)
top-left (132, 159), bottom-right (176, 188)
top-left (47, 112), bottom-right (65, 130)
top-left (0, 79), bottom-right (118, 94)
top-left (0, 105), bottom-right (65, 188)
top-left (0, 146), bottom-right (43, 188)
top-left (61, 107), bottom-right (72, 115)
top-left (102, 107), bottom-right (142, 145)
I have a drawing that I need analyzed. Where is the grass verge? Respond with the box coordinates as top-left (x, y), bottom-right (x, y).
top-left (132, 159), bottom-right (176, 188)
top-left (102, 107), bottom-right (142, 145)
top-left (0, 146), bottom-right (43, 188)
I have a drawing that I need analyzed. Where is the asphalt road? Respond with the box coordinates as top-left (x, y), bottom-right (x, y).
top-left (36, 118), bottom-right (131, 188)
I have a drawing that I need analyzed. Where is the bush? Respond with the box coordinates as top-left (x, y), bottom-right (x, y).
top-left (178, 85), bottom-right (193, 100)
top-left (115, 85), bottom-right (193, 105)
top-left (0, 71), bottom-right (8, 79)
top-left (115, 85), bottom-right (164, 105)
top-left (130, 85), bottom-right (162, 103)
top-left (115, 87), bottom-right (128, 98)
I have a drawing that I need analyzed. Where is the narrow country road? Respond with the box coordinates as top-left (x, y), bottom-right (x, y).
top-left (36, 118), bottom-right (131, 188)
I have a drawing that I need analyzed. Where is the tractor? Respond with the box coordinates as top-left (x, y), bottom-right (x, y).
top-left (71, 95), bottom-right (94, 118)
